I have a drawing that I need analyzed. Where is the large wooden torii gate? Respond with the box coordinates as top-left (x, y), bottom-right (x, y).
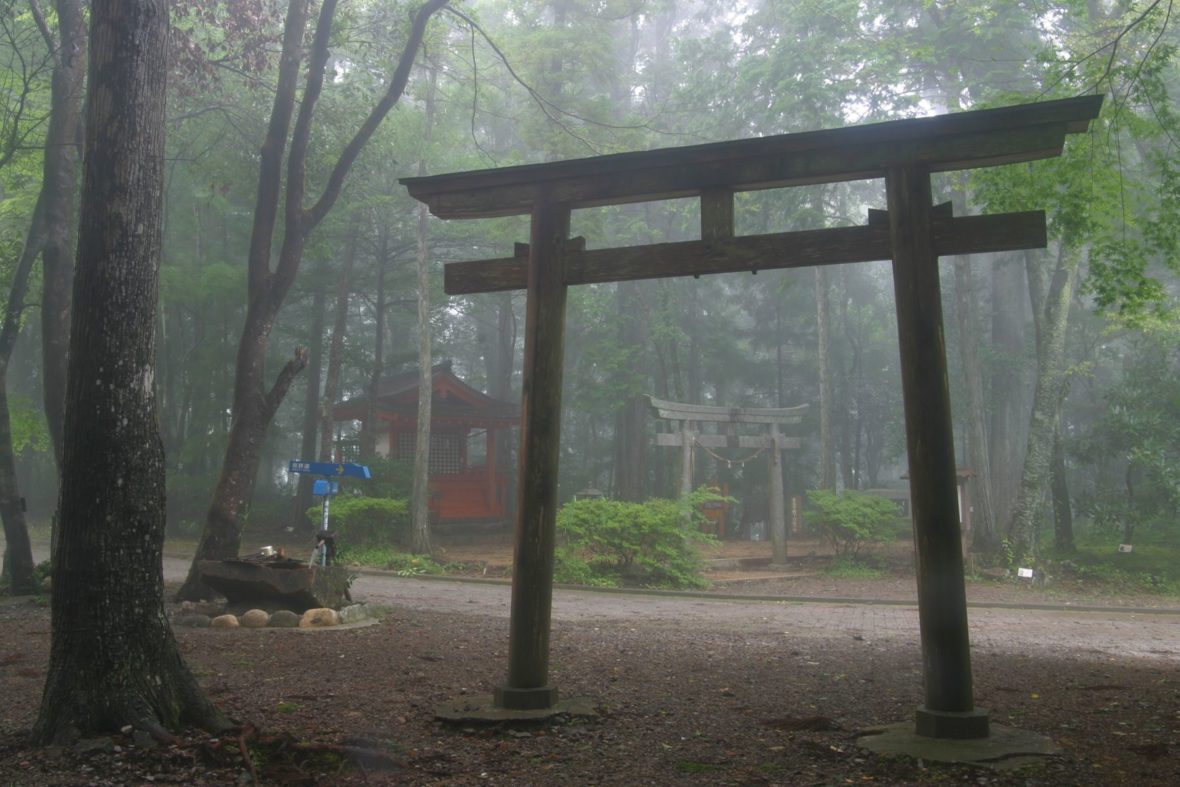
top-left (402, 95), bottom-right (1102, 738)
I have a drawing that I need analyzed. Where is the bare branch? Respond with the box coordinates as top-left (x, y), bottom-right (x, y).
top-left (264, 347), bottom-right (309, 419)
top-left (443, 4), bottom-right (677, 154)
top-left (26, 0), bottom-right (55, 56)
top-left (245, 0), bottom-right (310, 298)
top-left (303, 0), bottom-right (451, 230)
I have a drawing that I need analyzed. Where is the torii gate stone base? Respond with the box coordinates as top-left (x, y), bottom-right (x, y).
top-left (406, 95), bottom-right (1102, 756)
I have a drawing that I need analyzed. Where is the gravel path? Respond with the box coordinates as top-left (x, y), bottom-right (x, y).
top-left (151, 555), bottom-right (1180, 663)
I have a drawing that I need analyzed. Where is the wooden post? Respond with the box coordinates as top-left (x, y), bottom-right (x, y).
top-left (486, 428), bottom-right (497, 514)
top-left (679, 420), bottom-right (695, 498)
top-left (768, 424), bottom-right (787, 565)
top-left (886, 165), bottom-right (988, 739)
top-left (495, 197), bottom-right (570, 711)
top-left (701, 189), bottom-right (734, 241)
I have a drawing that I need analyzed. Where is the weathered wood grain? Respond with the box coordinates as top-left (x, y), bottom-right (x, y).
top-left (445, 211), bottom-right (1045, 295)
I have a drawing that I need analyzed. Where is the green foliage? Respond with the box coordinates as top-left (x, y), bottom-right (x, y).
top-left (309, 496), bottom-right (408, 547)
top-left (998, 537), bottom-right (1026, 571)
top-left (336, 544), bottom-right (442, 576)
top-left (1056, 541), bottom-right (1180, 596)
top-left (554, 489), bottom-right (720, 589)
top-left (360, 456), bottom-right (414, 500)
top-left (805, 489), bottom-right (902, 559)
top-left (1074, 314), bottom-right (1180, 536)
top-left (9, 395), bottom-right (48, 454)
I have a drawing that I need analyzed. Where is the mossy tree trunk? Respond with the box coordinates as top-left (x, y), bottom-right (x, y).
top-left (1006, 245), bottom-right (1078, 555)
top-left (33, 0), bottom-right (227, 743)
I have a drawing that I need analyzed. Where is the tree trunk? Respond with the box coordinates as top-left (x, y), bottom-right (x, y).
top-left (0, 383), bottom-right (35, 594)
top-left (952, 255), bottom-right (998, 554)
top-left (33, 0), bottom-right (227, 742)
top-left (988, 254), bottom-right (1027, 528)
top-left (292, 267), bottom-right (327, 529)
top-left (177, 0), bottom-right (448, 599)
top-left (612, 281), bottom-right (647, 501)
top-left (410, 65), bottom-right (438, 555)
top-left (361, 226), bottom-right (391, 460)
top-left (815, 267), bottom-right (837, 490)
top-left (1006, 245), bottom-right (1077, 553)
top-left (38, 0), bottom-right (87, 474)
top-left (0, 192), bottom-right (46, 595)
top-left (319, 227), bottom-right (358, 462)
top-left (1051, 425), bottom-right (1074, 553)
top-left (491, 292), bottom-right (516, 518)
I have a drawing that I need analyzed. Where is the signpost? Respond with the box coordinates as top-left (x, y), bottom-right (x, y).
top-left (288, 460), bottom-right (371, 565)
top-left (288, 460), bottom-right (372, 479)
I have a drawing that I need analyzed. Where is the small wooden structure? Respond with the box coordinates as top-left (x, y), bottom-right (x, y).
top-left (401, 95), bottom-right (1102, 735)
top-left (332, 361), bottom-right (517, 522)
top-left (648, 395), bottom-right (807, 564)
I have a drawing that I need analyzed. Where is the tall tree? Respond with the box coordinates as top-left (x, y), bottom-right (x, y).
top-left (36, 0), bottom-right (86, 473)
top-left (178, 0), bottom-right (449, 599)
top-left (0, 3), bottom-right (56, 594)
top-left (1006, 244), bottom-right (1080, 552)
top-left (319, 224), bottom-right (358, 463)
top-left (292, 260), bottom-right (327, 527)
top-left (410, 64), bottom-right (438, 555)
top-left (0, 195), bottom-right (43, 595)
top-left (33, 0), bottom-right (227, 741)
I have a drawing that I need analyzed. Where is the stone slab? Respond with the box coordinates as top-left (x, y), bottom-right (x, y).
top-left (857, 722), bottom-right (1060, 771)
top-left (435, 696), bottom-right (598, 724)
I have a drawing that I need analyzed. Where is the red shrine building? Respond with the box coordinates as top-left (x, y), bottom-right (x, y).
top-left (332, 361), bottom-right (517, 523)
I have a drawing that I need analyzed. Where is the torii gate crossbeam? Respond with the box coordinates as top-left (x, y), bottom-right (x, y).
top-left (402, 95), bottom-right (1103, 738)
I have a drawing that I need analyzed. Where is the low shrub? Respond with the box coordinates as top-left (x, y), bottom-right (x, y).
top-left (554, 489), bottom-right (721, 589)
top-left (805, 489), bottom-right (902, 559)
top-left (309, 496), bottom-right (409, 548)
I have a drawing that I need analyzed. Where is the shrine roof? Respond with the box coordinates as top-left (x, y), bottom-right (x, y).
top-left (401, 95), bottom-right (1103, 219)
top-left (333, 360), bottom-right (517, 425)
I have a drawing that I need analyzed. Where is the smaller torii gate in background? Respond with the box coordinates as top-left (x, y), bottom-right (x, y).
top-left (648, 396), bottom-right (807, 564)
top-left (402, 94), bottom-right (1102, 740)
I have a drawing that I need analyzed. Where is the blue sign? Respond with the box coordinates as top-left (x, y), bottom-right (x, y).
top-left (311, 479), bottom-right (339, 496)
top-left (288, 460), bottom-right (372, 479)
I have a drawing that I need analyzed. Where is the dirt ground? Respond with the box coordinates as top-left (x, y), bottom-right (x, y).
top-left (2, 535), bottom-right (1179, 785)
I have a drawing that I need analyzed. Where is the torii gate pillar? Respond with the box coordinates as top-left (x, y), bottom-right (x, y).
top-left (887, 166), bottom-right (987, 737)
top-left (493, 196), bottom-right (571, 711)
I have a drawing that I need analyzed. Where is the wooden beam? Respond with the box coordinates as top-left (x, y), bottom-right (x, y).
top-left (655, 433), bottom-right (801, 449)
top-left (445, 211), bottom-right (1046, 295)
top-left (648, 396), bottom-right (808, 424)
top-left (403, 96), bottom-right (1102, 219)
